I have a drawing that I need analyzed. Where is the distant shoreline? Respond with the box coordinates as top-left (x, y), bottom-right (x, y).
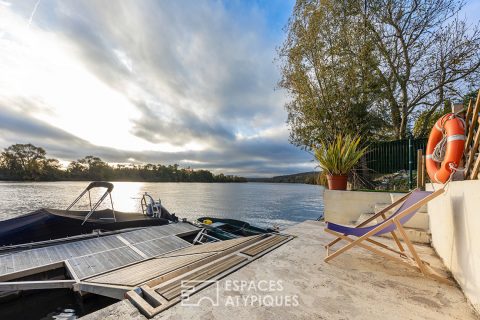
top-left (0, 179), bottom-right (318, 185)
top-left (0, 175), bottom-right (320, 185)
top-left (0, 178), bottom-right (247, 183)
top-left (246, 171), bottom-right (319, 185)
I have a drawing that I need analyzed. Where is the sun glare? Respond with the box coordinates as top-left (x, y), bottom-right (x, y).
top-left (0, 9), bottom-right (201, 154)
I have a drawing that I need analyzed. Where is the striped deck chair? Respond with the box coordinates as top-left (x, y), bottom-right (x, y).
top-left (324, 188), bottom-right (451, 283)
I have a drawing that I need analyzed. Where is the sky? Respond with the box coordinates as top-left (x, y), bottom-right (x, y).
top-left (0, 0), bottom-right (479, 177)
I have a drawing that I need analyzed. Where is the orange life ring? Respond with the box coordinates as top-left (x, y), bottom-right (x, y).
top-left (426, 113), bottom-right (465, 183)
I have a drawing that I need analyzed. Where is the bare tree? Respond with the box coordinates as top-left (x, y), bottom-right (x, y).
top-left (364, 0), bottom-right (480, 138)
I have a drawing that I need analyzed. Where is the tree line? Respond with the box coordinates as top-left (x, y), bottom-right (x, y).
top-left (0, 144), bottom-right (247, 183)
top-left (278, 0), bottom-right (480, 150)
top-left (248, 171), bottom-right (318, 184)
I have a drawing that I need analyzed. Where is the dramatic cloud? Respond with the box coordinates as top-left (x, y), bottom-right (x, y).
top-left (1, 0), bottom-right (478, 176)
top-left (0, 0), bottom-right (310, 176)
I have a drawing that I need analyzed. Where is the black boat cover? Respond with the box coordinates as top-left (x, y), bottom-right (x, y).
top-left (0, 208), bottom-right (171, 246)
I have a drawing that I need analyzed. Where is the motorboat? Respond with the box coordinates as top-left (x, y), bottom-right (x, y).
top-left (194, 216), bottom-right (277, 242)
top-left (0, 181), bottom-right (178, 246)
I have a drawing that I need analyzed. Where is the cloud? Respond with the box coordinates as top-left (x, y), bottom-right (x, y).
top-left (0, 105), bottom-right (311, 176)
top-left (0, 0), bottom-right (312, 176)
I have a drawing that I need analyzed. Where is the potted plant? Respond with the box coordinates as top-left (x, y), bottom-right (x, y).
top-left (313, 134), bottom-right (367, 190)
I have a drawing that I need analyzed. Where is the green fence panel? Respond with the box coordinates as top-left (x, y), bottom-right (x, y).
top-left (366, 138), bottom-right (427, 174)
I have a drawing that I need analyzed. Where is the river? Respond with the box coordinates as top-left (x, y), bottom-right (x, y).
top-left (0, 181), bottom-right (324, 229)
top-left (0, 181), bottom-right (324, 319)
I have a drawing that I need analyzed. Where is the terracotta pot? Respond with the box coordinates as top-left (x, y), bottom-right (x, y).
top-left (326, 174), bottom-right (348, 190)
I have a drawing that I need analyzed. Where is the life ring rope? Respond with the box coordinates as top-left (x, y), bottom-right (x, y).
top-left (426, 113), bottom-right (465, 184)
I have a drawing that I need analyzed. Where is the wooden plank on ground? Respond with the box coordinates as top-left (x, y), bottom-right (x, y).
top-left (78, 282), bottom-right (133, 300)
top-left (144, 235), bottom-right (265, 288)
top-left (126, 290), bottom-right (156, 317)
top-left (241, 235), bottom-right (288, 257)
top-left (140, 285), bottom-right (168, 307)
top-left (158, 255), bottom-right (247, 300)
top-left (161, 235), bottom-right (262, 258)
top-left (85, 252), bottom-right (216, 286)
top-left (125, 234), bottom-right (292, 318)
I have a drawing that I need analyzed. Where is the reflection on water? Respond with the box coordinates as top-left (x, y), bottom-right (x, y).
top-left (0, 181), bottom-right (324, 228)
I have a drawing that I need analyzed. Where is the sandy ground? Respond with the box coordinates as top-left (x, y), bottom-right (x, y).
top-left (82, 220), bottom-right (478, 320)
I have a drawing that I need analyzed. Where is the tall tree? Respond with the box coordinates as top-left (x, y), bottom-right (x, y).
top-left (363, 0), bottom-right (480, 138)
top-left (0, 143), bottom-right (60, 180)
top-left (67, 156), bottom-right (112, 180)
top-left (279, 0), bottom-right (480, 146)
top-left (278, 0), bottom-right (385, 149)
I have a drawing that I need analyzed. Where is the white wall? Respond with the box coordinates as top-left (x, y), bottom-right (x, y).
top-left (427, 180), bottom-right (480, 313)
top-left (323, 190), bottom-right (406, 224)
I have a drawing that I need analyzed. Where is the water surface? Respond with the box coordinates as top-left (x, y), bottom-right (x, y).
top-left (0, 181), bottom-right (324, 229)
top-left (0, 181), bottom-right (324, 319)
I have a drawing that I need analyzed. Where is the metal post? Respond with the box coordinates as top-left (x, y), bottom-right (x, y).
top-left (408, 137), bottom-right (413, 189)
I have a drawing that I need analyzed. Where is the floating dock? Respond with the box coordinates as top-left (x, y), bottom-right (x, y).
top-left (0, 222), bottom-right (293, 318)
top-left (83, 221), bottom-right (477, 320)
top-left (0, 223), bottom-right (198, 281)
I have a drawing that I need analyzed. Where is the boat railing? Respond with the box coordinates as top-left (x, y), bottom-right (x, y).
top-left (65, 181), bottom-right (116, 225)
top-left (140, 193), bottom-right (161, 218)
top-left (192, 228), bottom-right (221, 244)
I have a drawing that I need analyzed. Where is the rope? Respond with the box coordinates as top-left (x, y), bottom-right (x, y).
top-left (448, 162), bottom-right (466, 173)
top-left (432, 113), bottom-right (466, 163)
top-left (432, 135), bottom-right (447, 163)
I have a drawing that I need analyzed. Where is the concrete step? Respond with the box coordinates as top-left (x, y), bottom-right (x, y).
top-left (390, 194), bottom-right (428, 213)
top-left (379, 228), bottom-right (431, 244)
top-left (374, 203), bottom-right (430, 230)
top-left (356, 212), bottom-right (431, 244)
top-left (374, 203), bottom-right (393, 215)
top-left (356, 212), bottom-right (380, 226)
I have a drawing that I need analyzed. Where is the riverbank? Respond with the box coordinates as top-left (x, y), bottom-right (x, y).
top-left (82, 220), bottom-right (477, 320)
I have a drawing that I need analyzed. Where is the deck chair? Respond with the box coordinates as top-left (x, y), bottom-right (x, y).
top-left (324, 188), bottom-right (451, 283)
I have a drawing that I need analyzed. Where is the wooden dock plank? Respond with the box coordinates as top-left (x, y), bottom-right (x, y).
top-left (140, 285), bottom-right (168, 307)
top-left (79, 282), bottom-right (133, 300)
top-left (158, 255), bottom-right (247, 300)
top-left (0, 280), bottom-right (75, 291)
top-left (86, 252), bottom-right (215, 286)
top-left (161, 235), bottom-right (263, 258)
top-left (126, 290), bottom-right (156, 317)
top-left (241, 235), bottom-right (289, 257)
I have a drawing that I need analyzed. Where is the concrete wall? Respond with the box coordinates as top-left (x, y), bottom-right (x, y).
top-left (323, 190), bottom-right (430, 244)
top-left (427, 180), bottom-right (480, 313)
top-left (323, 190), bottom-right (406, 224)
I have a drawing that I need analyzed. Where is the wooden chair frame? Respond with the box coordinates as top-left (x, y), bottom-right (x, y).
top-left (324, 188), bottom-right (452, 284)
